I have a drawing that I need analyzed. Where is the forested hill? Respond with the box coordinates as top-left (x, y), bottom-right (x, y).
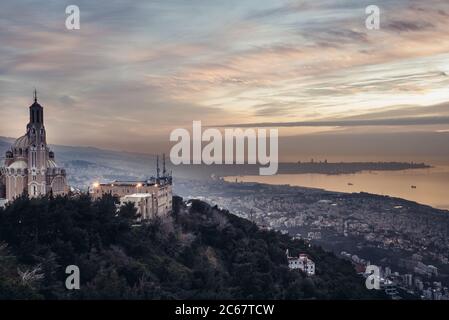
top-left (0, 195), bottom-right (382, 299)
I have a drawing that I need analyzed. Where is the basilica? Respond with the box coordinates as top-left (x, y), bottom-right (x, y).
top-left (0, 91), bottom-right (68, 203)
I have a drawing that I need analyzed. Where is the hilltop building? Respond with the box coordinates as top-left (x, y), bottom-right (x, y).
top-left (286, 249), bottom-right (315, 276)
top-left (91, 155), bottom-right (173, 218)
top-left (0, 91), bottom-right (68, 204)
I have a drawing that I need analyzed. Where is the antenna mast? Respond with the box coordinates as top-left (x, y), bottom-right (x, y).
top-left (156, 155), bottom-right (160, 180)
top-left (163, 153), bottom-right (166, 177)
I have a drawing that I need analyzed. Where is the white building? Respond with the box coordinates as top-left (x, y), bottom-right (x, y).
top-left (381, 279), bottom-right (398, 296)
top-left (414, 262), bottom-right (439, 277)
top-left (403, 274), bottom-right (413, 287)
top-left (0, 198), bottom-right (8, 208)
top-left (286, 250), bottom-right (315, 276)
top-left (428, 265), bottom-right (438, 276)
top-left (120, 192), bottom-right (171, 221)
top-left (415, 278), bottom-right (424, 291)
top-left (92, 155), bottom-right (173, 219)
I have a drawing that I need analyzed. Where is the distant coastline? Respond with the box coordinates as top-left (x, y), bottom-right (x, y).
top-left (270, 161), bottom-right (431, 175)
top-left (176, 161), bottom-right (431, 179)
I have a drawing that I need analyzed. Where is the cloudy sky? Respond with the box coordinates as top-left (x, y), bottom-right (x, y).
top-left (1, 0), bottom-right (449, 162)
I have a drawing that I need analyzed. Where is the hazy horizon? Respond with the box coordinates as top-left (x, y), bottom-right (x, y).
top-left (2, 133), bottom-right (449, 165)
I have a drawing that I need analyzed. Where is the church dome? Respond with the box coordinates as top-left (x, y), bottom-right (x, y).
top-left (8, 160), bottom-right (28, 170)
top-left (13, 134), bottom-right (30, 149)
top-left (47, 159), bottom-right (58, 168)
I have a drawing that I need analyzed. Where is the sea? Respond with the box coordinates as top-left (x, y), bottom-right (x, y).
top-left (225, 165), bottom-right (449, 210)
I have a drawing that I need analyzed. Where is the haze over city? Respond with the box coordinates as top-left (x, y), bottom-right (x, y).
top-left (1, 0), bottom-right (449, 162)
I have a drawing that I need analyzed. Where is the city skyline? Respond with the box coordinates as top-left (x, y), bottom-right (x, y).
top-left (1, 0), bottom-right (449, 162)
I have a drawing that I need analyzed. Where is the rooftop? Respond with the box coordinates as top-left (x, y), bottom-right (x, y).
top-left (99, 177), bottom-right (172, 187)
top-left (121, 193), bottom-right (153, 198)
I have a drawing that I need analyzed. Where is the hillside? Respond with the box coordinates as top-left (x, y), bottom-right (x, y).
top-left (0, 194), bottom-right (381, 299)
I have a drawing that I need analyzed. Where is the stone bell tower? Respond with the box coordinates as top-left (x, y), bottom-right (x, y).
top-left (27, 89), bottom-right (48, 197)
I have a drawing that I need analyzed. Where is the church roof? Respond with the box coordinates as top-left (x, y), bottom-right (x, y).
top-left (8, 160), bottom-right (28, 170)
top-left (12, 134), bottom-right (29, 149)
top-left (29, 101), bottom-right (43, 109)
top-left (47, 159), bottom-right (58, 168)
top-left (30, 89), bottom-right (43, 109)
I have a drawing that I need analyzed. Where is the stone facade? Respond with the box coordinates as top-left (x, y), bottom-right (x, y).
top-left (0, 91), bottom-right (68, 203)
top-left (92, 175), bottom-right (173, 218)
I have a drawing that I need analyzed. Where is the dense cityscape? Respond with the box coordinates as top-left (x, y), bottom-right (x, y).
top-left (175, 178), bottom-right (449, 300)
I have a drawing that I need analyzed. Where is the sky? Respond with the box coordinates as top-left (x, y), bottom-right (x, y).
top-left (1, 0), bottom-right (449, 162)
